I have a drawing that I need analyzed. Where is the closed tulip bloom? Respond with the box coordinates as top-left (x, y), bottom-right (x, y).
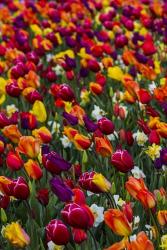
top-left (17, 136), bottom-right (41, 158)
top-left (63, 112), bottom-right (78, 126)
top-left (22, 87), bottom-right (43, 104)
top-left (6, 81), bottom-right (22, 97)
top-left (64, 127), bottom-right (78, 140)
top-left (72, 188), bottom-right (86, 205)
top-left (61, 202), bottom-right (94, 229)
top-left (79, 171), bottom-right (111, 193)
top-left (24, 159), bottom-right (43, 180)
top-left (98, 118), bottom-right (115, 135)
top-left (50, 177), bottom-right (73, 202)
top-left (36, 188), bottom-right (49, 206)
top-left (31, 100), bottom-right (47, 123)
top-left (126, 231), bottom-right (155, 250)
top-left (2, 222), bottom-right (30, 248)
top-left (111, 149), bottom-right (134, 172)
top-left (89, 82), bottom-right (103, 95)
top-left (104, 209), bottom-right (132, 236)
top-left (95, 136), bottom-right (113, 157)
top-left (42, 151), bottom-right (71, 174)
top-left (137, 88), bottom-right (151, 104)
top-left (6, 151), bottom-right (23, 171)
top-left (73, 134), bottom-right (91, 151)
top-left (157, 210), bottom-right (167, 226)
top-left (125, 176), bottom-right (156, 208)
top-left (32, 126), bottom-right (52, 143)
top-left (58, 84), bottom-right (75, 102)
top-left (0, 139), bottom-right (5, 154)
top-left (149, 130), bottom-right (160, 144)
top-left (9, 177), bottom-right (30, 200)
top-left (46, 219), bottom-right (70, 245)
top-left (20, 112), bottom-right (37, 130)
top-left (83, 115), bottom-right (98, 132)
top-left (122, 202), bottom-right (133, 223)
top-left (2, 125), bottom-right (22, 144)
top-left (72, 228), bottom-right (87, 244)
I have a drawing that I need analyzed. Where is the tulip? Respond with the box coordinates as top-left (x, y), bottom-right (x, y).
top-left (83, 115), bottom-right (97, 132)
top-left (9, 177), bottom-right (30, 200)
top-left (61, 202), bottom-right (94, 229)
top-left (160, 148), bottom-right (167, 165)
top-left (22, 87), bottom-right (43, 104)
top-left (58, 84), bottom-right (75, 102)
top-left (79, 171), bottom-right (111, 193)
top-left (157, 210), bottom-right (167, 226)
top-left (20, 112), bottom-right (37, 130)
top-left (94, 136), bottom-right (113, 157)
top-left (42, 151), bottom-right (71, 174)
top-left (89, 82), bottom-right (103, 95)
top-left (125, 176), bottom-right (156, 208)
top-left (0, 195), bottom-right (10, 209)
top-left (2, 125), bottom-right (22, 144)
top-left (63, 112), bottom-right (78, 126)
top-left (32, 126), bottom-right (52, 143)
top-left (46, 219), bottom-right (70, 245)
top-left (6, 81), bottom-right (22, 97)
top-left (104, 209), bottom-right (132, 236)
top-left (73, 133), bottom-right (91, 151)
top-left (72, 188), bottom-right (86, 205)
top-left (98, 117), bottom-right (115, 135)
top-left (111, 149), bottom-right (134, 173)
top-left (50, 177), bottom-right (73, 202)
top-left (24, 159), bottom-right (43, 180)
top-left (149, 130), bottom-right (160, 144)
top-left (142, 34), bottom-right (156, 56)
top-left (122, 202), bottom-right (133, 223)
top-left (6, 151), bottom-right (23, 171)
top-left (17, 136), bottom-right (41, 158)
top-left (2, 222), bottom-right (30, 248)
top-left (72, 228), bottom-right (87, 244)
top-left (0, 138), bottom-right (5, 154)
top-left (137, 88), bottom-right (151, 104)
top-left (36, 188), bottom-right (49, 206)
top-left (31, 100), bottom-right (47, 123)
top-left (126, 231), bottom-right (154, 250)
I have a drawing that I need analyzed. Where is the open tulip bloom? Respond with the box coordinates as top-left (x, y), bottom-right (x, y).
top-left (0, 0), bottom-right (166, 249)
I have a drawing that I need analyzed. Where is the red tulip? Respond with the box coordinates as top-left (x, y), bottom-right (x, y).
top-left (149, 130), bottom-right (160, 144)
top-left (72, 228), bottom-right (87, 244)
top-left (98, 117), bottom-right (114, 135)
top-left (46, 219), bottom-right (70, 245)
top-left (9, 177), bottom-right (30, 200)
top-left (36, 189), bottom-right (49, 206)
top-left (6, 151), bottom-right (23, 171)
top-left (61, 203), bottom-right (94, 229)
top-left (111, 149), bottom-right (134, 173)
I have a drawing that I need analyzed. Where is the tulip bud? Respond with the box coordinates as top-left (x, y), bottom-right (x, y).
top-left (42, 151), bottom-right (71, 174)
top-left (94, 136), bottom-right (113, 157)
top-left (149, 130), bottom-right (160, 144)
top-left (50, 177), bottom-right (73, 202)
top-left (111, 149), bottom-right (134, 173)
top-left (157, 210), bottom-right (167, 226)
top-left (122, 202), bottom-right (133, 223)
top-left (20, 112), bottom-right (37, 130)
top-left (0, 195), bottom-right (10, 209)
top-left (72, 228), bottom-right (87, 244)
top-left (6, 151), bottom-right (23, 171)
top-left (58, 84), bottom-right (75, 102)
top-left (46, 219), bottom-right (70, 245)
top-left (24, 159), bottom-right (43, 180)
top-left (36, 188), bottom-right (49, 206)
top-left (87, 60), bottom-right (100, 72)
top-left (138, 89), bottom-right (151, 104)
top-left (6, 81), bottom-right (22, 97)
top-left (89, 82), bottom-right (103, 95)
top-left (9, 177), bottom-right (30, 200)
top-left (98, 117), bottom-right (115, 135)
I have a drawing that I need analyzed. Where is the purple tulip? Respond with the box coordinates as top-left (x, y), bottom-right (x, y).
top-left (63, 112), bottom-right (78, 126)
top-left (160, 148), bottom-right (167, 165)
top-left (42, 151), bottom-right (71, 174)
top-left (154, 158), bottom-right (162, 169)
top-left (50, 177), bottom-right (73, 202)
top-left (83, 115), bottom-right (97, 132)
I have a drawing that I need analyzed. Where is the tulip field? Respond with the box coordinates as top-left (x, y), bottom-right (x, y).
top-left (0, 0), bottom-right (167, 249)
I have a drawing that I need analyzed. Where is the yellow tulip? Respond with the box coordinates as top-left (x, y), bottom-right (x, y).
top-left (31, 100), bottom-right (47, 122)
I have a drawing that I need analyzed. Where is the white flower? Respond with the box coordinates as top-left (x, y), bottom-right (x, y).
top-left (53, 65), bottom-right (64, 75)
top-left (48, 121), bottom-right (60, 134)
top-left (90, 204), bottom-right (104, 227)
top-left (130, 235), bottom-right (137, 242)
top-left (149, 82), bottom-right (156, 94)
top-left (91, 105), bottom-right (106, 120)
top-left (131, 166), bottom-right (146, 179)
top-left (47, 241), bottom-right (64, 250)
top-left (6, 104), bottom-right (18, 117)
top-left (113, 195), bottom-right (125, 206)
top-left (133, 215), bottom-right (140, 230)
top-left (133, 130), bottom-right (148, 146)
top-left (46, 53), bottom-right (53, 62)
top-left (60, 135), bottom-right (72, 148)
top-left (87, 191), bottom-right (99, 197)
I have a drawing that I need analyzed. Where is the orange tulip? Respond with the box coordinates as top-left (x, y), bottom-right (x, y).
top-left (73, 134), bottom-right (91, 151)
top-left (122, 75), bottom-right (139, 98)
top-left (94, 136), bottom-right (113, 157)
top-left (157, 210), bottom-right (167, 226)
top-left (89, 82), bottom-right (103, 95)
top-left (126, 231), bottom-right (154, 250)
top-left (104, 209), bottom-right (132, 236)
top-left (2, 125), bottom-right (22, 144)
top-left (24, 159), bottom-right (43, 180)
top-left (16, 136), bottom-right (40, 158)
top-left (32, 126), bottom-right (52, 143)
top-left (64, 127), bottom-right (78, 140)
top-left (125, 177), bottom-right (156, 208)
top-left (70, 105), bottom-right (85, 125)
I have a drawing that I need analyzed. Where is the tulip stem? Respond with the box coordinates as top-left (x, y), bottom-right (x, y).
top-left (88, 229), bottom-right (98, 250)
